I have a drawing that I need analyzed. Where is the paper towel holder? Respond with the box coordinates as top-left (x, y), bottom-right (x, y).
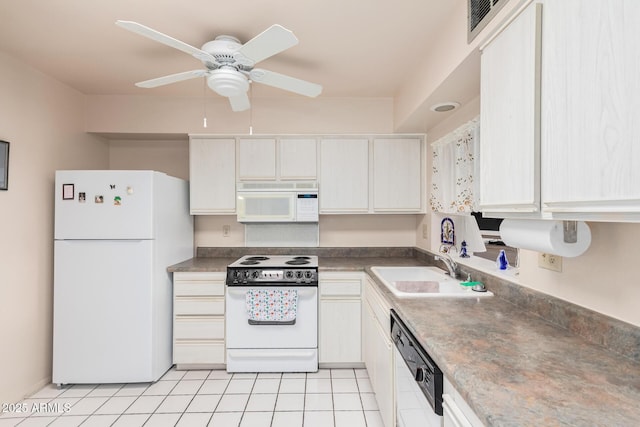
top-left (563, 221), bottom-right (578, 244)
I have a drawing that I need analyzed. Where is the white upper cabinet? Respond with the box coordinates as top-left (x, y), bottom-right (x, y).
top-left (480, 0), bottom-right (640, 221)
top-left (238, 138), bottom-right (277, 180)
top-left (541, 0), bottom-right (640, 219)
top-left (189, 137), bottom-right (236, 215)
top-left (480, 2), bottom-right (542, 216)
top-left (373, 138), bottom-right (423, 212)
top-left (238, 137), bottom-right (317, 181)
top-left (279, 138), bottom-right (317, 180)
top-left (189, 134), bottom-right (424, 215)
top-left (319, 138), bottom-right (369, 213)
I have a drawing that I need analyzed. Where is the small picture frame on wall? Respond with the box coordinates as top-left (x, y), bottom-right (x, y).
top-left (0, 140), bottom-right (9, 191)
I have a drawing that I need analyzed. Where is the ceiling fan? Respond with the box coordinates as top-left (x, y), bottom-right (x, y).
top-left (115, 20), bottom-right (322, 112)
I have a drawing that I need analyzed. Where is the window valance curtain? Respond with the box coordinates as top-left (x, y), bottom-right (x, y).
top-left (429, 117), bottom-right (480, 213)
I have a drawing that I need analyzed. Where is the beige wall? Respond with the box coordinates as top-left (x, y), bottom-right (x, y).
top-left (191, 214), bottom-right (417, 248)
top-left (88, 96), bottom-right (395, 135)
top-left (108, 139), bottom-right (189, 181)
top-left (0, 52), bottom-right (109, 403)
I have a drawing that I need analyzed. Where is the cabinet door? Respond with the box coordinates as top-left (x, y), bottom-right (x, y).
top-left (280, 138), bottom-right (317, 180)
top-left (362, 300), bottom-right (377, 388)
top-left (363, 278), bottom-right (395, 427)
top-left (480, 3), bottom-right (542, 215)
top-left (373, 138), bottom-right (423, 212)
top-left (373, 319), bottom-right (394, 427)
top-left (238, 138), bottom-right (277, 180)
top-left (319, 138), bottom-right (369, 212)
top-left (541, 0), bottom-right (640, 217)
top-left (189, 138), bottom-right (236, 214)
top-left (319, 299), bottom-right (361, 364)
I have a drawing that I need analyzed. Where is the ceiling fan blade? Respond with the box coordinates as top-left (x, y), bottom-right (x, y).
top-left (250, 69), bottom-right (322, 97)
top-left (116, 20), bottom-right (216, 63)
top-left (228, 93), bottom-right (251, 112)
top-left (135, 70), bottom-right (208, 88)
top-left (234, 24), bottom-right (298, 66)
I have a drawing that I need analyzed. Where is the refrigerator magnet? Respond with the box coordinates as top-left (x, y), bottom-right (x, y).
top-left (114, 196), bottom-right (122, 206)
top-left (62, 184), bottom-right (74, 200)
top-left (78, 192), bottom-right (86, 203)
top-left (94, 195), bottom-right (104, 204)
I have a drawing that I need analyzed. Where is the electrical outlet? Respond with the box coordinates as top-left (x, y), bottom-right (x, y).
top-left (222, 225), bottom-right (231, 237)
top-left (422, 224), bottom-right (429, 240)
top-left (538, 253), bottom-right (562, 272)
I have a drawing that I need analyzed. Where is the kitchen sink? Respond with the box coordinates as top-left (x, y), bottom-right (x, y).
top-left (370, 266), bottom-right (493, 297)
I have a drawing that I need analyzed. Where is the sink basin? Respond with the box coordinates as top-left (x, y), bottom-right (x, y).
top-left (370, 266), bottom-right (493, 297)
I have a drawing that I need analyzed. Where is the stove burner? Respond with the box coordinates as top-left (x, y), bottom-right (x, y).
top-left (240, 260), bottom-right (260, 265)
top-left (245, 256), bottom-right (269, 261)
top-left (293, 256), bottom-right (311, 260)
top-left (286, 259), bottom-right (310, 265)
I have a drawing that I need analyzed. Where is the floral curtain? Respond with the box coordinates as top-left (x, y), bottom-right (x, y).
top-left (430, 117), bottom-right (480, 213)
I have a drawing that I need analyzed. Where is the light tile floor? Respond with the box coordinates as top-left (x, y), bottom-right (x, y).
top-left (0, 368), bottom-right (384, 427)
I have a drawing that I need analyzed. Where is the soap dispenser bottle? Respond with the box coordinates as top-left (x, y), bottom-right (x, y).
top-left (496, 249), bottom-right (509, 270)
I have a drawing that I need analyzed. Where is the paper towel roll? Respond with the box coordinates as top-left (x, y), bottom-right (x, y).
top-left (499, 219), bottom-right (591, 257)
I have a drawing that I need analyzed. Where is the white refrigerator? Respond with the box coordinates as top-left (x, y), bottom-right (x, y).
top-left (53, 170), bottom-right (193, 385)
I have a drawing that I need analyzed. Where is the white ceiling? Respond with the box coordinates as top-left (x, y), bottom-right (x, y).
top-left (0, 0), bottom-right (461, 100)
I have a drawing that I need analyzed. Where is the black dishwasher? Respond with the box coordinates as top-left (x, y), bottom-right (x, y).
top-left (391, 309), bottom-right (443, 418)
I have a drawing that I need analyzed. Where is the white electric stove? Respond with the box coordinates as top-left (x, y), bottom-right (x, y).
top-left (225, 255), bottom-right (319, 372)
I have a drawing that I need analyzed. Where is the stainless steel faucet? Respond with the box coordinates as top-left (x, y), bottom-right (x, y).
top-left (435, 253), bottom-right (457, 278)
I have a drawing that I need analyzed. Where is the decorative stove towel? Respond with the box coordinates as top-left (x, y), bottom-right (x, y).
top-left (246, 289), bottom-right (298, 325)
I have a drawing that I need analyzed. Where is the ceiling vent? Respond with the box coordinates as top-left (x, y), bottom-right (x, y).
top-left (468, 0), bottom-right (508, 43)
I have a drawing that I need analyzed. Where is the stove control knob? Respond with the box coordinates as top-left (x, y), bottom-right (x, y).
top-left (304, 271), bottom-right (313, 279)
top-left (295, 271), bottom-right (303, 279)
top-left (251, 270), bottom-right (260, 279)
top-left (285, 271), bottom-right (294, 279)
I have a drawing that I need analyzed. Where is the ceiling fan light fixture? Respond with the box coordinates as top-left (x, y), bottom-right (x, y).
top-left (430, 101), bottom-right (460, 113)
top-left (207, 68), bottom-right (249, 97)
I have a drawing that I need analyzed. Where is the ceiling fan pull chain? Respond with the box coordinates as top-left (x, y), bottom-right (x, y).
top-left (203, 77), bottom-right (208, 128)
top-left (249, 82), bottom-right (253, 135)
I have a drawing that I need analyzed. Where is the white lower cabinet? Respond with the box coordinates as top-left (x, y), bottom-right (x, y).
top-left (363, 276), bottom-right (395, 427)
top-left (172, 272), bottom-right (226, 369)
top-left (443, 376), bottom-right (485, 427)
top-left (318, 272), bottom-right (363, 366)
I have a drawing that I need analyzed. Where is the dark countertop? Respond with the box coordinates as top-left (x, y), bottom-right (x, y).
top-left (168, 255), bottom-right (640, 426)
top-left (169, 257), bottom-right (237, 272)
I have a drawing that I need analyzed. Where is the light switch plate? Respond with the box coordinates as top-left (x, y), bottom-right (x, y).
top-left (538, 253), bottom-right (562, 272)
top-left (422, 224), bottom-right (429, 240)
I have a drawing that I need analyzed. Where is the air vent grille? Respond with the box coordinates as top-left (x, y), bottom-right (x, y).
top-left (468, 0), bottom-right (507, 43)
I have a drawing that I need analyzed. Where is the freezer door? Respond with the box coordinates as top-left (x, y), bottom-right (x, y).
top-left (53, 239), bottom-right (169, 384)
top-left (55, 170), bottom-right (154, 240)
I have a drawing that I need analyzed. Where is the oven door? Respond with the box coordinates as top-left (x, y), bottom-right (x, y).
top-left (226, 285), bottom-right (318, 349)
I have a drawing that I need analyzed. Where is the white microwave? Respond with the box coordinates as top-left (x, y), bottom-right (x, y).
top-left (236, 182), bottom-right (319, 223)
